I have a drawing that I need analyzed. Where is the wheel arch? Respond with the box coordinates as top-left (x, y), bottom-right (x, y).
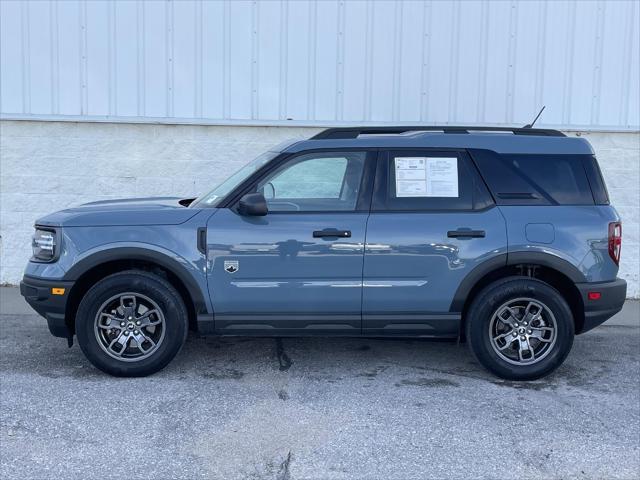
top-left (453, 253), bottom-right (586, 337)
top-left (64, 247), bottom-right (208, 335)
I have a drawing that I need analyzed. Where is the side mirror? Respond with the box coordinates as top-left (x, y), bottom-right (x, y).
top-left (238, 193), bottom-right (268, 216)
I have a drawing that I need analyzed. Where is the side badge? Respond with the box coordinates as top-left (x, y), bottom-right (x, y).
top-left (224, 260), bottom-right (239, 274)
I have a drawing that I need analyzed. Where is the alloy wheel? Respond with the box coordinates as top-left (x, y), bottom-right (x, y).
top-left (93, 293), bottom-right (166, 362)
top-left (489, 297), bottom-right (558, 366)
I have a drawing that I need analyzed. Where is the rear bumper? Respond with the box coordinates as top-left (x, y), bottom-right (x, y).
top-left (20, 275), bottom-right (75, 338)
top-left (576, 278), bottom-right (627, 333)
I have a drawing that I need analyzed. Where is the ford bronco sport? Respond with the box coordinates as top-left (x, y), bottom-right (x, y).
top-left (20, 126), bottom-right (626, 379)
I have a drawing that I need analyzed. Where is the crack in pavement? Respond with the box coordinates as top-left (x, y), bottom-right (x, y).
top-left (276, 451), bottom-right (292, 480)
top-left (275, 338), bottom-right (293, 371)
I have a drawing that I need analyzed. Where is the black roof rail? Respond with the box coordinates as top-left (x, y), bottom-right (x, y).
top-left (311, 126), bottom-right (566, 139)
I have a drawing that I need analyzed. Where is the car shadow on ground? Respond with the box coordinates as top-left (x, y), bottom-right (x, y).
top-left (2, 314), bottom-right (637, 394)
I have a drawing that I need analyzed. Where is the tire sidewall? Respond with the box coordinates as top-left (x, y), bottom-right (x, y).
top-left (467, 277), bottom-right (574, 380)
top-left (76, 271), bottom-right (188, 377)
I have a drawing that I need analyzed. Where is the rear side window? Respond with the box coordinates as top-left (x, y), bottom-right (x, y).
top-left (372, 150), bottom-right (493, 211)
top-left (470, 150), bottom-right (595, 205)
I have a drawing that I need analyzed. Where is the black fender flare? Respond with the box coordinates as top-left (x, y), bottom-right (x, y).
top-left (450, 252), bottom-right (587, 312)
top-left (64, 247), bottom-right (208, 314)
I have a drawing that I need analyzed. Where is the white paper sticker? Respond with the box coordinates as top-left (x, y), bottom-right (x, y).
top-left (394, 157), bottom-right (459, 198)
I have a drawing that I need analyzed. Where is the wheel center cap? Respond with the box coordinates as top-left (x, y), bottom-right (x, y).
top-left (518, 327), bottom-right (526, 334)
top-left (128, 323), bottom-right (135, 330)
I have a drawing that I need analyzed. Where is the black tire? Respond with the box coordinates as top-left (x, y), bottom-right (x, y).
top-left (465, 277), bottom-right (574, 380)
top-left (76, 270), bottom-right (188, 377)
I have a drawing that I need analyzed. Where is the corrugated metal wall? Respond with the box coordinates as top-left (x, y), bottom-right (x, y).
top-left (1, 0), bottom-right (638, 130)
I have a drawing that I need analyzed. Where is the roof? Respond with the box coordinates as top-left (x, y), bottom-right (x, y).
top-left (281, 126), bottom-right (594, 155)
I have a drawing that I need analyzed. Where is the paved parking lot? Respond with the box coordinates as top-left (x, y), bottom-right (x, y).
top-left (1, 287), bottom-right (638, 479)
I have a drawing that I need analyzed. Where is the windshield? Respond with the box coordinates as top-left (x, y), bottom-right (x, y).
top-left (191, 151), bottom-right (278, 207)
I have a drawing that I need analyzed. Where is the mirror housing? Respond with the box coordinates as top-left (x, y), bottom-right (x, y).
top-left (238, 193), bottom-right (268, 216)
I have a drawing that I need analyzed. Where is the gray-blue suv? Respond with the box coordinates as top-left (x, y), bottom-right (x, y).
top-left (20, 126), bottom-right (627, 379)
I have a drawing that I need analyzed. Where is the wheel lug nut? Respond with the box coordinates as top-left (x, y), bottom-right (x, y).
top-left (527, 329), bottom-right (532, 334)
top-left (520, 336), bottom-right (526, 340)
top-left (512, 332), bottom-right (518, 337)
top-left (136, 321), bottom-right (141, 326)
top-left (124, 331), bottom-right (130, 336)
top-left (120, 322), bottom-right (126, 327)
top-left (134, 330), bottom-right (139, 335)
top-left (524, 322), bottom-right (528, 326)
top-left (128, 316), bottom-right (133, 320)
top-left (514, 323), bottom-right (519, 327)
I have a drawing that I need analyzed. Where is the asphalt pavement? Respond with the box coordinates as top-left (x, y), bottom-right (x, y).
top-left (1, 286), bottom-right (638, 479)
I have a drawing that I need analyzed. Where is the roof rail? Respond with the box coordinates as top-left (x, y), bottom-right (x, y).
top-left (311, 126), bottom-right (566, 139)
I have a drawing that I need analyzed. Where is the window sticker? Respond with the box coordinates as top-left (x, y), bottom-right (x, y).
top-left (394, 157), bottom-right (459, 198)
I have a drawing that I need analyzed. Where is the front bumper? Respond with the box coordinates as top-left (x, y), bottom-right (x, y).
top-left (20, 275), bottom-right (75, 338)
top-left (576, 278), bottom-right (627, 333)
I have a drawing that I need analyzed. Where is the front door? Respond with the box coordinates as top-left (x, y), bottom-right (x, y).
top-left (206, 150), bottom-right (375, 335)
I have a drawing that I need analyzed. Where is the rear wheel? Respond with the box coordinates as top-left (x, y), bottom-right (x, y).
top-left (76, 270), bottom-right (188, 377)
top-left (466, 277), bottom-right (574, 380)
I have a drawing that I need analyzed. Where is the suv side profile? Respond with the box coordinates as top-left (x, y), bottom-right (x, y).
top-left (20, 126), bottom-right (626, 380)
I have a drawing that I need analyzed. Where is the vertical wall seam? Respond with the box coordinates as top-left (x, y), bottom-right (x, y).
top-left (420, 1), bottom-right (431, 122)
top-left (590, 0), bottom-right (605, 126)
top-left (278, 0), bottom-right (288, 119)
top-left (363, 0), bottom-right (373, 121)
top-left (21, 1), bottom-right (30, 114)
top-left (195, 0), bottom-right (203, 118)
top-left (80, 0), bottom-right (87, 115)
top-left (620, 0), bottom-right (635, 127)
top-left (50, 0), bottom-right (59, 114)
top-left (505, 0), bottom-right (518, 123)
top-left (335, 0), bottom-right (345, 121)
top-left (448, 0), bottom-right (460, 123)
top-left (251, 0), bottom-right (258, 119)
top-left (534, 0), bottom-right (547, 116)
top-left (108, 0), bottom-right (117, 116)
top-left (136, 0), bottom-right (145, 116)
top-left (562, 1), bottom-right (577, 125)
top-left (476, 0), bottom-right (489, 122)
top-left (392, 0), bottom-right (403, 122)
top-left (223, 0), bottom-right (230, 119)
top-left (390, 0), bottom-right (398, 121)
top-left (307, 0), bottom-right (318, 120)
top-left (166, 0), bottom-right (174, 118)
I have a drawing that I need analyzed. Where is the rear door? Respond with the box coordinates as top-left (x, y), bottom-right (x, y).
top-left (362, 149), bottom-right (507, 336)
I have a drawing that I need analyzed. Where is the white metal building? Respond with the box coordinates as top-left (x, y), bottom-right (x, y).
top-left (1, 0), bottom-right (639, 295)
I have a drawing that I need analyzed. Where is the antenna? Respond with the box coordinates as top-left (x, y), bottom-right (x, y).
top-left (523, 106), bottom-right (546, 128)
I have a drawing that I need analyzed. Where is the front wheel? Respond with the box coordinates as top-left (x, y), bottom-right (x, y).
top-left (466, 277), bottom-right (575, 380)
top-left (76, 270), bottom-right (188, 377)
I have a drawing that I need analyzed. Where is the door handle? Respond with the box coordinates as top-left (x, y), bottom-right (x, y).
top-left (447, 229), bottom-right (486, 238)
top-left (313, 229), bottom-right (352, 238)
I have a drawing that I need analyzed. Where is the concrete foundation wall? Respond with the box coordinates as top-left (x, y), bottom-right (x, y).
top-left (1, 121), bottom-right (638, 297)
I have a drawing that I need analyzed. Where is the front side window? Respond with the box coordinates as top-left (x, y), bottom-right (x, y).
top-left (256, 152), bottom-right (366, 212)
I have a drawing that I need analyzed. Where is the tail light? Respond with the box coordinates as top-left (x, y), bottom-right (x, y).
top-left (608, 222), bottom-right (622, 265)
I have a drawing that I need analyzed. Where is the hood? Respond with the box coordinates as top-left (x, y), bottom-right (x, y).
top-left (36, 197), bottom-right (201, 227)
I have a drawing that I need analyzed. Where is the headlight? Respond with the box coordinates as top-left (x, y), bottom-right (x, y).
top-left (32, 228), bottom-right (57, 262)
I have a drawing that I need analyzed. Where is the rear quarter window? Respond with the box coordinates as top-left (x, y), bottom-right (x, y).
top-left (582, 155), bottom-right (610, 205)
top-left (470, 150), bottom-right (595, 205)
